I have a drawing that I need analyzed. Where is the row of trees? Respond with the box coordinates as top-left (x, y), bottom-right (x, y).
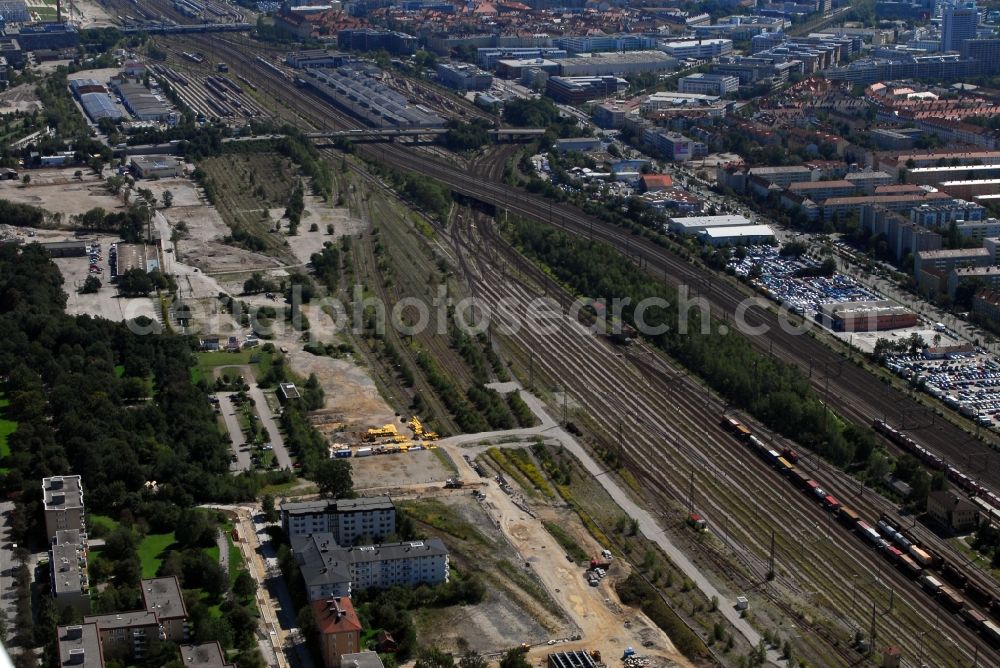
top-left (73, 205), bottom-right (149, 242)
top-left (0, 245), bottom-right (268, 547)
top-left (507, 218), bottom-right (882, 469)
top-left (0, 199), bottom-right (45, 227)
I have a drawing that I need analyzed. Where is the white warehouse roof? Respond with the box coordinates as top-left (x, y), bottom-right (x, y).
top-left (668, 214), bottom-right (751, 233)
top-left (699, 224), bottom-right (775, 240)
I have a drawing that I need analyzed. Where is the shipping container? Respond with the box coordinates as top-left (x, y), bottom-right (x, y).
top-left (334, 448), bottom-right (352, 458)
top-left (790, 469), bottom-right (812, 489)
top-left (938, 585), bottom-right (965, 611)
top-left (897, 554), bottom-right (922, 578)
top-left (960, 606), bottom-right (986, 628)
top-left (857, 521), bottom-right (881, 545)
top-left (838, 507), bottom-right (861, 526)
top-left (765, 449), bottom-right (781, 464)
top-left (748, 435), bottom-right (767, 454)
top-left (823, 495), bottom-right (841, 512)
top-left (885, 546), bottom-right (902, 561)
top-left (355, 447), bottom-right (373, 457)
top-left (776, 457), bottom-right (795, 475)
top-left (982, 619), bottom-right (1000, 646)
top-left (722, 416), bottom-right (751, 440)
top-left (909, 545), bottom-right (935, 568)
top-left (920, 575), bottom-right (943, 594)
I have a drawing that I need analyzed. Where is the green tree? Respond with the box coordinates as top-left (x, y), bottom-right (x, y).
top-left (162, 190), bottom-right (174, 208)
top-left (175, 508), bottom-right (217, 548)
top-left (415, 648), bottom-right (454, 668)
top-left (116, 268), bottom-right (155, 296)
top-left (459, 654), bottom-right (487, 668)
top-left (80, 275), bottom-right (101, 293)
top-left (262, 493), bottom-right (278, 523)
top-left (499, 647), bottom-right (530, 668)
top-left (312, 459), bottom-right (353, 499)
top-left (234, 649), bottom-right (267, 668)
top-left (233, 570), bottom-right (257, 601)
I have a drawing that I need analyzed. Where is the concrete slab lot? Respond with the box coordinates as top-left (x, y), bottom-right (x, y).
top-left (55, 234), bottom-right (157, 322)
top-left (115, 243), bottom-right (158, 275)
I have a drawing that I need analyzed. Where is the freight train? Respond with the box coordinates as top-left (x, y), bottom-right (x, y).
top-left (872, 419), bottom-right (1000, 518)
top-left (722, 415), bottom-right (1000, 646)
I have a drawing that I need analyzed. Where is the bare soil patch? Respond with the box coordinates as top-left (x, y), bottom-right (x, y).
top-left (0, 84), bottom-right (43, 114)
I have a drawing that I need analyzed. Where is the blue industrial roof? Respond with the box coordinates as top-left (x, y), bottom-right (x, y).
top-left (79, 92), bottom-right (123, 121)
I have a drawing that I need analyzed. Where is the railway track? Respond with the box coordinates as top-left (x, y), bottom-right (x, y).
top-left (161, 32), bottom-right (1000, 663)
top-left (450, 213), bottom-right (998, 667)
top-left (348, 146), bottom-right (1000, 497)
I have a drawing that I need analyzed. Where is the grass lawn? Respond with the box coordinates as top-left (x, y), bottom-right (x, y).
top-left (88, 514), bottom-right (119, 534)
top-left (0, 395), bottom-right (17, 461)
top-left (138, 532), bottom-right (176, 578)
top-left (260, 478), bottom-right (310, 496)
top-left (193, 349), bottom-right (274, 385)
top-left (228, 536), bottom-right (242, 585)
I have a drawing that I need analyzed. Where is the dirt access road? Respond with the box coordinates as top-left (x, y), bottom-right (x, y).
top-left (438, 383), bottom-right (778, 664)
top-left (444, 444), bottom-right (692, 667)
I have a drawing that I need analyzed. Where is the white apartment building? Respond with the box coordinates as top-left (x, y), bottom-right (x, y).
top-left (43, 475), bottom-right (85, 542)
top-left (281, 497), bottom-right (396, 545)
top-left (292, 533), bottom-right (449, 600)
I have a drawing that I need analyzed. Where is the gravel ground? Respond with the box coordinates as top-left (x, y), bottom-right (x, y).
top-left (411, 494), bottom-right (561, 652)
top-left (0, 84), bottom-right (43, 114)
top-left (349, 449), bottom-right (452, 490)
top-left (0, 170), bottom-right (123, 220)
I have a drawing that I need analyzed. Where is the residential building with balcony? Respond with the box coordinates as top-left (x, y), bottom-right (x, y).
top-left (50, 529), bottom-right (90, 614)
top-left (948, 265), bottom-right (1000, 299)
top-left (141, 577), bottom-right (188, 643)
top-left (845, 170), bottom-right (895, 194)
top-left (56, 623), bottom-right (103, 668)
top-left (83, 611), bottom-right (160, 662)
top-left (787, 180), bottom-right (858, 201)
top-left (44, 475), bottom-right (85, 541)
top-left (911, 200), bottom-right (986, 227)
top-left (281, 497), bottom-right (396, 544)
top-left (292, 533), bottom-right (449, 600)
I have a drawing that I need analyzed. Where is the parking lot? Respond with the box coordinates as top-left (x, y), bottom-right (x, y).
top-left (729, 246), bottom-right (881, 317)
top-left (57, 235), bottom-right (158, 322)
top-left (887, 351), bottom-right (1000, 428)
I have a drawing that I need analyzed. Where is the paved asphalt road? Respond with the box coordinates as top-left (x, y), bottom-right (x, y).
top-left (246, 382), bottom-right (293, 470)
top-left (213, 366), bottom-right (294, 471)
top-left (0, 501), bottom-right (15, 645)
top-left (216, 393), bottom-right (252, 472)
